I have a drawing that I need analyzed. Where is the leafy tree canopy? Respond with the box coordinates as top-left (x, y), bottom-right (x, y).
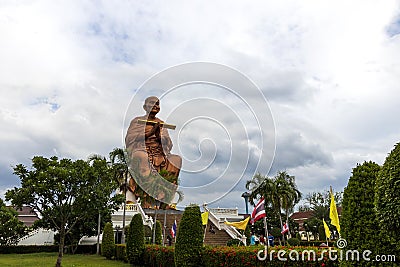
top-left (5, 156), bottom-right (122, 267)
top-left (0, 198), bottom-right (26, 246)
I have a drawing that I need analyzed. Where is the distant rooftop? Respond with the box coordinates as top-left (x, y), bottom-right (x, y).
top-left (8, 206), bottom-right (40, 227)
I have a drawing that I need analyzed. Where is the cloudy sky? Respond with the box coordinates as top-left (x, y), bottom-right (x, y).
top-left (1, 1), bottom-right (399, 213)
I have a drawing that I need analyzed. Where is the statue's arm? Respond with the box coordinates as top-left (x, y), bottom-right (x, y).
top-left (125, 117), bottom-right (163, 147)
top-left (160, 126), bottom-right (173, 152)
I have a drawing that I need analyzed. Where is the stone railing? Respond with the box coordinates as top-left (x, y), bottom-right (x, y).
top-left (125, 203), bottom-right (153, 228)
top-left (208, 207), bottom-right (239, 217)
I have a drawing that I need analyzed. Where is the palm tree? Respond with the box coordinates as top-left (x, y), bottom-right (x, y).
top-left (245, 173), bottom-right (282, 226)
top-left (109, 148), bottom-right (134, 243)
top-left (276, 171), bottom-right (302, 238)
top-left (246, 171), bottom-right (302, 241)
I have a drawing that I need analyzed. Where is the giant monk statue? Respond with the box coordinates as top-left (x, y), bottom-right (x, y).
top-left (125, 96), bottom-right (182, 206)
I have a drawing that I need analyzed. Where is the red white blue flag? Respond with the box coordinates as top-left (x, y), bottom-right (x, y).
top-left (170, 220), bottom-right (177, 238)
top-left (251, 197), bottom-right (266, 224)
top-left (281, 222), bottom-right (289, 234)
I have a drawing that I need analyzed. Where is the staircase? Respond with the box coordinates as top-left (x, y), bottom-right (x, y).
top-left (203, 221), bottom-right (232, 246)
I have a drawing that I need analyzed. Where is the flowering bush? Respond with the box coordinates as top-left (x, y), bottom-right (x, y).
top-left (143, 245), bottom-right (175, 267)
top-left (116, 244), bottom-right (339, 267)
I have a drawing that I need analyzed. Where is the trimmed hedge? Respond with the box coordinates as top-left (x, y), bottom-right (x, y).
top-left (112, 244), bottom-right (340, 267)
top-left (0, 245), bottom-right (59, 254)
top-left (287, 238), bottom-right (300, 246)
top-left (115, 244), bottom-right (128, 262)
top-left (143, 245), bottom-right (175, 267)
top-left (0, 245), bottom-right (100, 255)
top-left (203, 245), bottom-right (338, 267)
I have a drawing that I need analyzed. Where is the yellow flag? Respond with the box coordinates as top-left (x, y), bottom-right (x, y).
top-left (323, 218), bottom-right (331, 239)
top-left (224, 217), bottom-right (250, 230)
top-left (201, 212), bottom-right (209, 225)
top-left (329, 188), bottom-right (340, 234)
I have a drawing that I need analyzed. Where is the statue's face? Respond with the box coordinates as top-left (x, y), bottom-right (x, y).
top-left (144, 97), bottom-right (160, 114)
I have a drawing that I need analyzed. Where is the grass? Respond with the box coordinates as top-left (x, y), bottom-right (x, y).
top-left (0, 252), bottom-right (130, 267)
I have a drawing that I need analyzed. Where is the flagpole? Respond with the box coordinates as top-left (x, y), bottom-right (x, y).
top-left (264, 217), bottom-right (270, 254)
top-left (163, 209), bottom-right (166, 246)
top-left (174, 216), bottom-right (177, 244)
top-left (203, 221), bottom-right (208, 243)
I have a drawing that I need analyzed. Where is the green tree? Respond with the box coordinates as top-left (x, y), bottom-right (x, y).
top-left (341, 161), bottom-right (380, 266)
top-left (126, 214), bottom-right (144, 265)
top-left (175, 205), bottom-right (203, 267)
top-left (5, 156), bottom-right (121, 267)
top-left (276, 171), bottom-right (302, 238)
top-left (375, 143), bottom-right (400, 258)
top-left (246, 173), bottom-right (283, 225)
top-left (300, 189), bottom-right (343, 239)
top-left (101, 222), bottom-right (115, 259)
top-left (0, 198), bottom-right (26, 246)
top-left (246, 171), bottom-right (301, 242)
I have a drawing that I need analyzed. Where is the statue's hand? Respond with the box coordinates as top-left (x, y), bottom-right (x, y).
top-left (150, 122), bottom-right (161, 139)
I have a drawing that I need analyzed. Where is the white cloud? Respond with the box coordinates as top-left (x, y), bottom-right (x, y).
top-left (1, 1), bottom-right (400, 212)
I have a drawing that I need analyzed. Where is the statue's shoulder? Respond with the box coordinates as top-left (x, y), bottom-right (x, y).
top-left (131, 115), bottom-right (147, 122)
top-left (153, 117), bottom-right (164, 123)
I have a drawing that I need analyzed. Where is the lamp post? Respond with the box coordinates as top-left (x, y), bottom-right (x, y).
top-left (241, 192), bottom-right (250, 214)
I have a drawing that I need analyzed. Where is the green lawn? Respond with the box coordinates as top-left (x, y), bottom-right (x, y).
top-left (0, 252), bottom-right (130, 267)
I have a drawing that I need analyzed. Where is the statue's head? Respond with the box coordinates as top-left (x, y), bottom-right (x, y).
top-left (143, 96), bottom-right (160, 114)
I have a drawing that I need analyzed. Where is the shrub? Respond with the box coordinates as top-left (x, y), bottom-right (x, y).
top-left (174, 205), bottom-right (204, 266)
top-left (101, 222), bottom-right (115, 259)
top-left (341, 161), bottom-right (380, 266)
top-left (115, 244), bottom-right (127, 262)
top-left (375, 143), bottom-right (400, 259)
top-left (0, 245), bottom-right (59, 254)
top-left (144, 225), bottom-right (152, 244)
top-left (126, 214), bottom-right (145, 264)
top-left (227, 239), bottom-right (245, 246)
top-left (155, 220), bottom-right (162, 245)
top-left (287, 237), bottom-right (300, 246)
top-left (295, 232), bottom-right (301, 240)
top-left (143, 245), bottom-right (175, 267)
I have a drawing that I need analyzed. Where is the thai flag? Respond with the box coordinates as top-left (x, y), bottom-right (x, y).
top-left (281, 222), bottom-right (289, 234)
top-left (170, 220), bottom-right (177, 238)
top-left (251, 197), bottom-right (266, 224)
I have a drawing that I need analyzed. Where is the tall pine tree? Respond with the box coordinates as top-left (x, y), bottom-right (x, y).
top-left (341, 161), bottom-right (380, 266)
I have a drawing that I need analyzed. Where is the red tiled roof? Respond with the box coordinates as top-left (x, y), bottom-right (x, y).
top-left (290, 211), bottom-right (314, 220)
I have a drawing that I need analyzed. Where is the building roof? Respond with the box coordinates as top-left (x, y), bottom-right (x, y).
top-left (8, 206), bottom-right (40, 227)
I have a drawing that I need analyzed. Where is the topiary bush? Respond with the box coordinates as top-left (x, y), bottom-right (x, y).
top-left (287, 237), bottom-right (300, 246)
top-left (174, 204), bottom-right (204, 267)
top-left (126, 213), bottom-right (145, 265)
top-left (144, 225), bottom-right (152, 244)
top-left (101, 222), bottom-right (115, 259)
top-left (155, 220), bottom-right (162, 245)
top-left (341, 161), bottom-right (380, 267)
top-left (375, 143), bottom-right (400, 260)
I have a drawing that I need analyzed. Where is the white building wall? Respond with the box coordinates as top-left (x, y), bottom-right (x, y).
top-left (18, 228), bottom-right (55, 245)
